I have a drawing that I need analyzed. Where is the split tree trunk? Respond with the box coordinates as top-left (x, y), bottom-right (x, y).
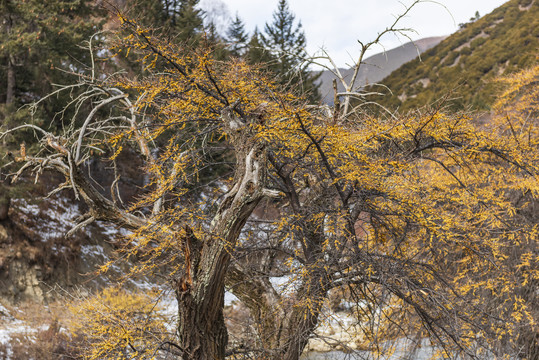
top-left (175, 110), bottom-right (269, 359)
top-left (225, 206), bottom-right (331, 360)
top-left (228, 262), bottom-right (329, 360)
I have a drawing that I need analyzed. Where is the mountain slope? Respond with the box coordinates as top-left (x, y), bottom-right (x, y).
top-left (317, 36), bottom-right (446, 104)
top-left (371, 0), bottom-right (538, 112)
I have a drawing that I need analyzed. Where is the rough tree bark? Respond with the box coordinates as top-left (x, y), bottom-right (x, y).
top-left (174, 107), bottom-right (270, 359)
top-left (225, 173), bottom-right (335, 360)
top-left (282, 279), bottom-right (327, 360)
top-left (6, 54), bottom-right (15, 105)
top-left (0, 195), bottom-right (9, 220)
top-left (279, 216), bottom-right (331, 360)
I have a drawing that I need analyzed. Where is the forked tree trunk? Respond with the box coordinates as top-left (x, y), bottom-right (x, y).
top-left (30, 103), bottom-right (270, 359)
top-left (226, 265), bottom-right (286, 353)
top-left (175, 110), bottom-right (269, 359)
top-left (236, 268), bottom-right (328, 360)
top-left (227, 233), bottom-right (330, 359)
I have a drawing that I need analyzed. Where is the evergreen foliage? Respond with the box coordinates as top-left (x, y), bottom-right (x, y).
top-left (0, 0), bottom-right (104, 148)
top-left (226, 13), bottom-right (248, 57)
top-left (204, 21), bottom-right (229, 61)
top-left (174, 0), bottom-right (204, 43)
top-left (261, 0), bottom-right (320, 101)
top-left (129, 0), bottom-right (204, 44)
top-left (0, 0), bottom-right (103, 107)
top-left (0, 0), bottom-right (103, 218)
top-left (262, 0), bottom-right (306, 76)
top-left (245, 27), bottom-right (275, 66)
top-left (129, 0), bottom-right (168, 29)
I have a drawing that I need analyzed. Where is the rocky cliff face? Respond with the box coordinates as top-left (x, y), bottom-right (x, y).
top-left (0, 189), bottom-right (116, 303)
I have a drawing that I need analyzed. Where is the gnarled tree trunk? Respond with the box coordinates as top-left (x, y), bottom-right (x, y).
top-left (174, 110), bottom-right (269, 359)
top-left (281, 269), bottom-right (329, 360)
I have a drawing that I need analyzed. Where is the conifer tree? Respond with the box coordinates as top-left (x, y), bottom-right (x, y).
top-left (0, 0), bottom-right (102, 107)
top-left (226, 13), bottom-right (248, 57)
top-left (174, 0), bottom-right (204, 43)
top-left (262, 0), bottom-right (319, 101)
top-left (205, 21), bottom-right (228, 60)
top-left (245, 27), bottom-right (275, 66)
top-left (131, 0), bottom-right (204, 43)
top-left (0, 0), bottom-right (103, 222)
top-left (130, 0), bottom-right (168, 29)
top-left (262, 0), bottom-right (306, 75)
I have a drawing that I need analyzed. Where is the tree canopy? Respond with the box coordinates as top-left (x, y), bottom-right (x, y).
top-left (1, 3), bottom-right (538, 360)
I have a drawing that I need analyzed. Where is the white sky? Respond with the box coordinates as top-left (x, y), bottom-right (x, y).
top-left (201, 0), bottom-right (509, 68)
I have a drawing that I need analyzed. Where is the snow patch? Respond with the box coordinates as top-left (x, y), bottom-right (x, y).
top-left (225, 291), bottom-right (239, 306)
top-left (45, 198), bottom-right (80, 229)
top-left (270, 275), bottom-right (301, 295)
top-left (15, 199), bottom-right (40, 216)
top-left (157, 293), bottom-right (178, 332)
top-left (80, 244), bottom-right (107, 259)
top-left (303, 338), bottom-right (437, 360)
top-left (0, 304), bottom-right (12, 319)
top-left (95, 221), bottom-right (132, 238)
top-left (11, 197), bottom-right (81, 241)
top-left (0, 314), bottom-right (47, 360)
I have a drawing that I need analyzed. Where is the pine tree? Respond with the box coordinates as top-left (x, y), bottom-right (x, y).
top-left (0, 0), bottom-right (103, 107)
top-left (130, 0), bottom-right (168, 29)
top-left (205, 21), bottom-right (228, 60)
top-left (261, 0), bottom-right (319, 101)
top-left (245, 28), bottom-right (275, 66)
top-left (127, 0), bottom-right (204, 44)
top-left (0, 0), bottom-right (103, 220)
top-left (226, 13), bottom-right (248, 57)
top-left (173, 0), bottom-right (204, 43)
top-left (262, 0), bottom-right (305, 75)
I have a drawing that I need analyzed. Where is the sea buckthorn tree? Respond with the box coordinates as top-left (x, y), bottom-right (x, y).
top-left (3, 9), bottom-right (538, 360)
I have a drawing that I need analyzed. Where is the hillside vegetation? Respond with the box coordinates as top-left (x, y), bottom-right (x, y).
top-left (372, 0), bottom-right (538, 112)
